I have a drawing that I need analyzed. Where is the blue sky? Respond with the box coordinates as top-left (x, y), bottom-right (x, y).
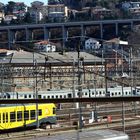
top-left (2, 0), bottom-right (48, 6)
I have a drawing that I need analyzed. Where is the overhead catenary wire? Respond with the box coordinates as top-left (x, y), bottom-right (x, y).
top-left (0, 35), bottom-right (139, 89)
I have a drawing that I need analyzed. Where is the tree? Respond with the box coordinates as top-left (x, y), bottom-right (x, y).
top-left (48, 0), bottom-right (64, 4)
top-left (23, 12), bottom-right (33, 23)
top-left (5, 1), bottom-right (15, 14)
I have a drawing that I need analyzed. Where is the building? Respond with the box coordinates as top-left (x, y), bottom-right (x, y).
top-left (47, 4), bottom-right (68, 22)
top-left (85, 38), bottom-right (101, 50)
top-left (0, 50), bottom-right (105, 92)
top-left (121, 2), bottom-right (140, 18)
top-left (0, 11), bottom-right (4, 23)
top-left (4, 15), bottom-right (17, 24)
top-left (34, 41), bottom-right (56, 52)
top-left (91, 6), bottom-right (112, 20)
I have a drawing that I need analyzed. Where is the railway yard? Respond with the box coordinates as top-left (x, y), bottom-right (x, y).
top-left (0, 48), bottom-right (140, 139)
top-left (0, 102), bottom-right (140, 139)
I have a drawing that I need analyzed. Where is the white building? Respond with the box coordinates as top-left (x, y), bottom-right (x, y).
top-left (34, 41), bottom-right (56, 52)
top-left (85, 38), bottom-right (101, 50)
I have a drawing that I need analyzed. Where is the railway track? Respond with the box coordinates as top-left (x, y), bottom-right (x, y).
top-left (0, 117), bottom-right (140, 140)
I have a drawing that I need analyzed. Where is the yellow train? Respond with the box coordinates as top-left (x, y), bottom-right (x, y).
top-left (0, 103), bottom-right (56, 130)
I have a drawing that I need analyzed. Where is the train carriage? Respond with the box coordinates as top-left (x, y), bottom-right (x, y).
top-left (0, 103), bottom-right (56, 130)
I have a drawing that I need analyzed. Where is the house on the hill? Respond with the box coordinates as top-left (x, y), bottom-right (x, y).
top-left (85, 38), bottom-right (101, 50)
top-left (34, 41), bottom-right (56, 52)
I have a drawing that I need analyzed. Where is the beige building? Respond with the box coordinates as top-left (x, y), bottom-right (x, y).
top-left (0, 50), bottom-right (105, 92)
top-left (47, 4), bottom-right (68, 22)
top-left (0, 11), bottom-right (4, 23)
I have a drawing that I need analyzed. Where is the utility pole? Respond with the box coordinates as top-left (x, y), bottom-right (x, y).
top-left (122, 76), bottom-right (125, 133)
top-left (77, 42), bottom-right (83, 131)
top-left (33, 52), bottom-right (39, 129)
top-left (35, 59), bottom-right (39, 129)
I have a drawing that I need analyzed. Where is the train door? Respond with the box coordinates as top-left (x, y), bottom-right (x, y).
top-left (2, 112), bottom-right (9, 129)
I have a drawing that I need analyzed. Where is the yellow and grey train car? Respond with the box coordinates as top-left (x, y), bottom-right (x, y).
top-left (0, 103), bottom-right (56, 130)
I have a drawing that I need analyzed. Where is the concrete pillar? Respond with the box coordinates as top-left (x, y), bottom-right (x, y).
top-left (115, 23), bottom-right (118, 36)
top-left (25, 28), bottom-right (30, 42)
top-left (8, 29), bottom-right (15, 50)
top-left (62, 26), bottom-right (68, 50)
top-left (100, 23), bottom-right (103, 39)
top-left (44, 27), bottom-right (49, 40)
top-left (81, 25), bottom-right (86, 50)
top-left (130, 21), bottom-right (133, 30)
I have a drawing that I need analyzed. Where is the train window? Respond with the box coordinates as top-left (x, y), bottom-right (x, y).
top-left (3, 113), bottom-right (5, 123)
top-left (39, 109), bottom-right (42, 116)
top-left (38, 95), bottom-right (41, 99)
top-left (112, 93), bottom-right (114, 96)
top-left (10, 112), bottom-right (16, 122)
top-left (126, 92), bottom-right (128, 95)
top-left (29, 95), bottom-right (31, 98)
top-left (115, 92), bottom-right (117, 95)
top-left (129, 92), bottom-right (131, 95)
top-left (68, 94), bottom-right (72, 98)
top-left (119, 92), bottom-right (121, 95)
top-left (96, 92), bottom-right (98, 95)
top-left (92, 92), bottom-right (94, 95)
top-left (85, 92), bottom-right (87, 95)
top-left (99, 91), bottom-right (102, 95)
top-left (7, 95), bottom-right (10, 99)
top-left (53, 108), bottom-right (56, 114)
top-left (43, 96), bottom-right (46, 99)
top-left (56, 95), bottom-right (58, 98)
top-left (52, 96), bottom-right (54, 99)
top-left (77, 92), bottom-right (79, 96)
top-left (30, 110), bottom-right (35, 120)
top-left (17, 111), bottom-right (22, 121)
top-left (64, 95), bottom-right (66, 98)
top-left (60, 95), bottom-right (62, 98)
top-left (24, 95), bottom-right (27, 98)
top-left (6, 113), bottom-right (8, 123)
top-left (24, 111), bottom-right (29, 120)
top-left (47, 96), bottom-right (50, 99)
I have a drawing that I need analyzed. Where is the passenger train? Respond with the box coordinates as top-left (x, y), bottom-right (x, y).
top-left (0, 103), bottom-right (56, 130)
top-left (1, 86), bottom-right (140, 99)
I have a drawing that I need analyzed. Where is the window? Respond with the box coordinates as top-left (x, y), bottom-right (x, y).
top-left (47, 96), bottom-right (50, 99)
top-left (53, 108), bottom-right (56, 114)
top-left (10, 112), bottom-right (16, 122)
top-left (92, 92), bottom-right (94, 95)
top-left (85, 92), bottom-right (87, 95)
top-left (17, 111), bottom-right (22, 121)
top-left (60, 95), bottom-right (62, 98)
top-left (29, 95), bottom-right (31, 98)
top-left (3, 113), bottom-right (5, 123)
top-left (24, 111), bottom-right (29, 120)
top-left (38, 95), bottom-right (41, 99)
top-left (24, 95), bottom-right (27, 98)
top-left (39, 109), bottom-right (42, 116)
top-left (30, 110), bottom-right (35, 120)
top-left (6, 113), bottom-right (8, 123)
